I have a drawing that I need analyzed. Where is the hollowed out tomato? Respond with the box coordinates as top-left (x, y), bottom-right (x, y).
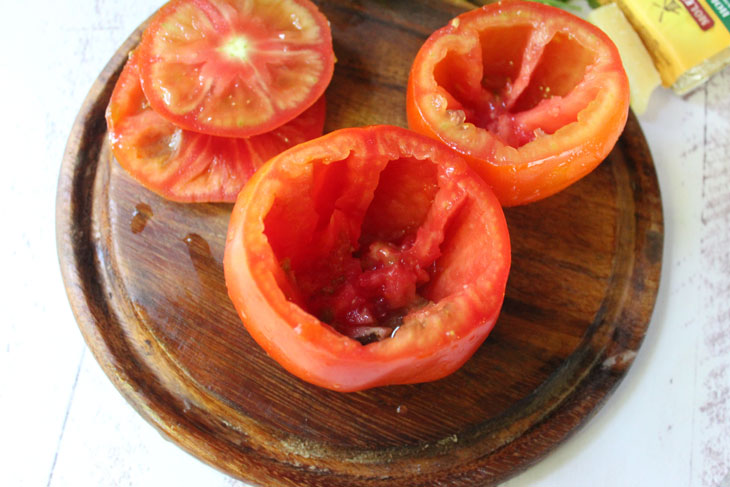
top-left (224, 126), bottom-right (511, 392)
top-left (136, 0), bottom-right (334, 138)
top-left (407, 0), bottom-right (630, 206)
top-left (105, 52), bottom-right (325, 202)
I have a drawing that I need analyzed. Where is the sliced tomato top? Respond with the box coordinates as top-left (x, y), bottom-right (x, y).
top-left (137, 0), bottom-right (334, 138)
top-left (106, 52), bottom-right (325, 202)
top-left (224, 126), bottom-right (511, 391)
top-left (407, 0), bottom-right (629, 206)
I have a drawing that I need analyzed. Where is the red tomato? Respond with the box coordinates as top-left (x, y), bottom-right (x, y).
top-left (224, 126), bottom-right (511, 391)
top-left (136, 0), bottom-right (334, 138)
top-left (105, 52), bottom-right (326, 203)
top-left (407, 0), bottom-right (630, 206)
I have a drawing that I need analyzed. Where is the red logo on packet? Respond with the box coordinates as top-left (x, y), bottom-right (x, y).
top-left (680, 0), bottom-right (716, 30)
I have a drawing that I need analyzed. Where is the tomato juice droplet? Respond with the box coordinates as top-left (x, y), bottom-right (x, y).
top-left (130, 203), bottom-right (153, 234)
top-left (183, 233), bottom-right (222, 295)
top-left (183, 233), bottom-right (213, 268)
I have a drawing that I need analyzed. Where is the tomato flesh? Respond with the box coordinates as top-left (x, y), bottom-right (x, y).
top-left (407, 1), bottom-right (630, 206)
top-left (224, 126), bottom-right (511, 391)
top-left (297, 163), bottom-right (467, 344)
top-left (137, 0), bottom-right (334, 138)
top-left (106, 52), bottom-right (326, 202)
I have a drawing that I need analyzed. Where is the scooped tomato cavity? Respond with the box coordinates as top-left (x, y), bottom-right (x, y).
top-left (407, 0), bottom-right (630, 206)
top-left (106, 52), bottom-right (326, 202)
top-left (137, 0), bottom-right (334, 138)
top-left (224, 126), bottom-right (511, 391)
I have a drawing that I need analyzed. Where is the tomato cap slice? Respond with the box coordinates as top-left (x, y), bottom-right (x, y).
top-left (137, 0), bottom-right (334, 138)
top-left (106, 52), bottom-right (326, 202)
top-left (407, 0), bottom-right (630, 206)
top-left (224, 125), bottom-right (511, 392)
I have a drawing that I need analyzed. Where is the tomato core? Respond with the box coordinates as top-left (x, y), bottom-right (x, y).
top-left (220, 36), bottom-right (250, 61)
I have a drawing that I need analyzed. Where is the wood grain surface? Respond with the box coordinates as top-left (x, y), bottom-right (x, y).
top-left (56, 1), bottom-right (663, 485)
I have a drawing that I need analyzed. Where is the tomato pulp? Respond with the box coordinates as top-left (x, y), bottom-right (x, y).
top-left (106, 52), bottom-right (326, 202)
top-left (224, 126), bottom-right (511, 391)
top-left (407, 0), bottom-right (630, 206)
top-left (137, 0), bottom-right (334, 138)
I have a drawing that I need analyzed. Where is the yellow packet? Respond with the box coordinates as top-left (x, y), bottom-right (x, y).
top-left (616, 0), bottom-right (730, 94)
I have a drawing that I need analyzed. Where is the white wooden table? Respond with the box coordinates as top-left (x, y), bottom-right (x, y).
top-left (2, 0), bottom-right (729, 485)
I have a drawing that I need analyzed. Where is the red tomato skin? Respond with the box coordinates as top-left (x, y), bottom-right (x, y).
top-left (407, 0), bottom-right (630, 207)
top-left (224, 126), bottom-right (511, 392)
top-left (136, 0), bottom-right (335, 138)
top-left (105, 53), bottom-right (326, 203)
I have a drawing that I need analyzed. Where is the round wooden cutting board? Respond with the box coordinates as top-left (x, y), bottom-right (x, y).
top-left (56, 1), bottom-right (663, 485)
